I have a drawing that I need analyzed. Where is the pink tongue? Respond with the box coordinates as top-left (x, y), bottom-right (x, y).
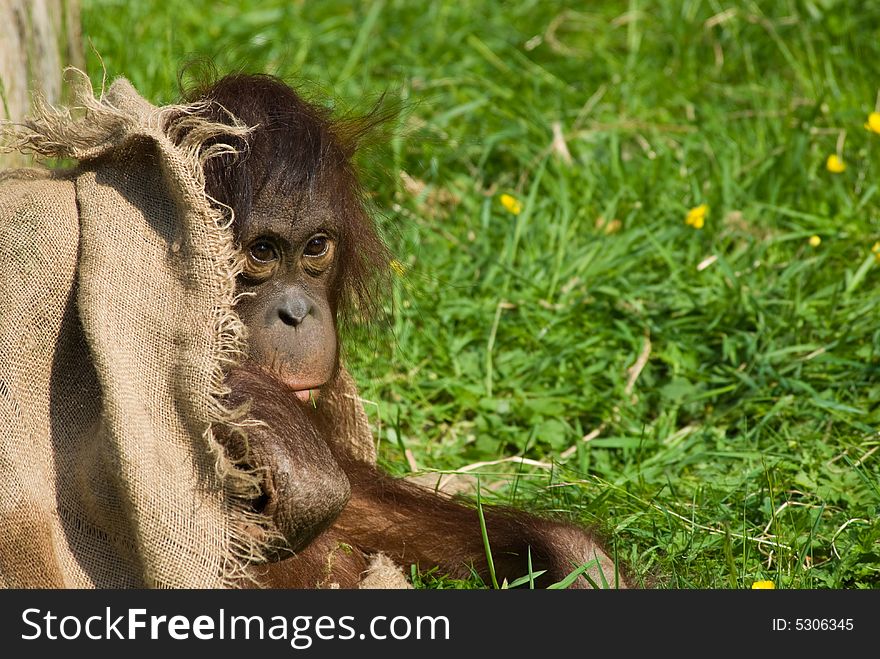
top-left (295, 389), bottom-right (312, 403)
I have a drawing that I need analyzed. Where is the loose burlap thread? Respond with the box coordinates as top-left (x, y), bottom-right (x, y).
top-left (0, 70), bottom-right (403, 588)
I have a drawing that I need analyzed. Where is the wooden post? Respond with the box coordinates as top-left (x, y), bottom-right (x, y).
top-left (0, 0), bottom-right (83, 166)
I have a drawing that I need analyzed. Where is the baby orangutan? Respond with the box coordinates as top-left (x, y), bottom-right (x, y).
top-left (194, 73), bottom-right (627, 589)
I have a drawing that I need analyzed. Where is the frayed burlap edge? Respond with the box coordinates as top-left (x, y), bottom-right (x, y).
top-left (358, 553), bottom-right (412, 589)
top-left (2, 68), bottom-right (276, 588)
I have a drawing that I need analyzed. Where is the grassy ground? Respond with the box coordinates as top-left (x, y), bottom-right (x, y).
top-left (81, 0), bottom-right (880, 589)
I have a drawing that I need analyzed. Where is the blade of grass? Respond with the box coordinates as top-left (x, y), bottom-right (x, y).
top-left (475, 476), bottom-right (499, 590)
top-left (336, 0), bottom-right (385, 83)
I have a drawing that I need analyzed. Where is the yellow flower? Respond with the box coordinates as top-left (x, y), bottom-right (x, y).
top-left (865, 112), bottom-right (880, 134)
top-left (595, 217), bottom-right (622, 234)
top-left (390, 259), bottom-right (406, 276)
top-left (685, 204), bottom-right (708, 229)
top-left (500, 193), bottom-right (523, 215)
top-left (751, 580), bottom-right (775, 589)
top-left (808, 235), bottom-right (821, 247)
top-left (826, 154), bottom-right (846, 173)
top-left (872, 241), bottom-right (880, 262)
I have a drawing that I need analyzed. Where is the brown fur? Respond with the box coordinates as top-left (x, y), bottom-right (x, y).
top-left (216, 366), bottom-right (350, 559)
top-left (272, 457), bottom-right (626, 588)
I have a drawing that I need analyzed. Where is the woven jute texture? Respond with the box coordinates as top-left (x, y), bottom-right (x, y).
top-left (0, 69), bottom-right (392, 588)
top-left (0, 70), bottom-right (268, 587)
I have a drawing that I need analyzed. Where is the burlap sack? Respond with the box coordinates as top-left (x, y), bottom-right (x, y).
top-left (0, 70), bottom-right (400, 588)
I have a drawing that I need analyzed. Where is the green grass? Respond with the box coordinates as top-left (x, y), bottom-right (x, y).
top-left (81, 0), bottom-right (880, 589)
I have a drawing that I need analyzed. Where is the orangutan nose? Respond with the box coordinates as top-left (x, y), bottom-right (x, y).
top-left (278, 295), bottom-right (312, 327)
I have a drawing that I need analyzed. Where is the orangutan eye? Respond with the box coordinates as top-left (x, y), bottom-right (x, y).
top-left (249, 240), bottom-right (279, 263)
top-left (303, 235), bottom-right (329, 258)
top-left (241, 238), bottom-right (281, 282)
top-left (300, 234), bottom-right (335, 275)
